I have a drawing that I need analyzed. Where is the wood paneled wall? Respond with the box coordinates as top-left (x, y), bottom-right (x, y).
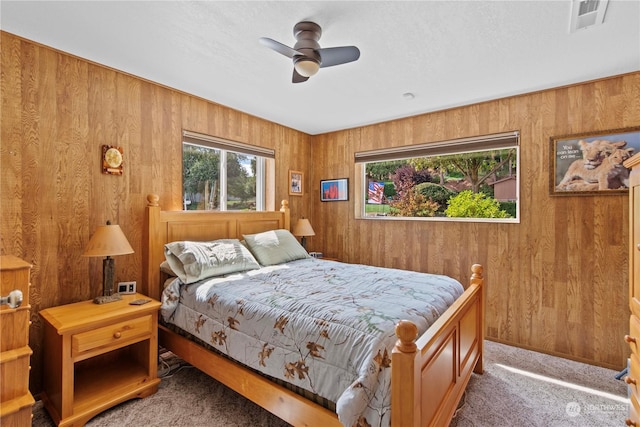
top-left (0, 32), bottom-right (312, 395)
top-left (1, 31), bottom-right (638, 397)
top-left (309, 72), bottom-right (640, 370)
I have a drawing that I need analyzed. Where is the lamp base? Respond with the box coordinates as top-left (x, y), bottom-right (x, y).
top-left (93, 293), bottom-right (122, 304)
top-left (103, 257), bottom-right (115, 296)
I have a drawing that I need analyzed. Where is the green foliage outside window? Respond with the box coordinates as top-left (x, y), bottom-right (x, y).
top-left (226, 152), bottom-right (256, 208)
top-left (444, 190), bottom-right (511, 218)
top-left (367, 160), bottom-right (407, 181)
top-left (411, 149), bottom-right (516, 193)
top-left (183, 145), bottom-right (220, 210)
top-left (389, 189), bottom-right (439, 217)
top-left (414, 183), bottom-right (458, 215)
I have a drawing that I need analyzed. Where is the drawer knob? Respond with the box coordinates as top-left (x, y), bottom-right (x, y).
top-left (626, 376), bottom-right (637, 386)
top-left (637, 243), bottom-right (640, 251)
top-left (626, 335), bottom-right (637, 344)
top-left (0, 289), bottom-right (22, 309)
top-left (626, 419), bottom-right (637, 426)
top-left (113, 331), bottom-right (121, 339)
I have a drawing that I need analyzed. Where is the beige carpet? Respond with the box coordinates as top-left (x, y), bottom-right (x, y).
top-left (449, 341), bottom-right (627, 426)
top-left (32, 340), bottom-right (628, 426)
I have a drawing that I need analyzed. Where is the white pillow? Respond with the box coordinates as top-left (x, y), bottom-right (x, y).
top-left (242, 229), bottom-right (310, 266)
top-left (164, 239), bottom-right (260, 284)
top-left (160, 260), bottom-right (176, 276)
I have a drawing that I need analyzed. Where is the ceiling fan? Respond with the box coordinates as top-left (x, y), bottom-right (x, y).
top-left (259, 21), bottom-right (360, 83)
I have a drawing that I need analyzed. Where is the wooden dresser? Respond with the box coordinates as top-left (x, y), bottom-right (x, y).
top-left (625, 153), bottom-right (640, 426)
top-left (0, 255), bottom-right (35, 426)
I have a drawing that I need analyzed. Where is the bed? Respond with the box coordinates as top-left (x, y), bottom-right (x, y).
top-left (142, 194), bottom-right (484, 427)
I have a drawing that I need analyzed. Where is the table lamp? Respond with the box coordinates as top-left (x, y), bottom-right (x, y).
top-left (83, 221), bottom-right (134, 303)
top-left (293, 218), bottom-right (315, 250)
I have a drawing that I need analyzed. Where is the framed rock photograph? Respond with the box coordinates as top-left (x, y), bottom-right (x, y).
top-left (550, 126), bottom-right (640, 196)
top-left (320, 178), bottom-right (348, 201)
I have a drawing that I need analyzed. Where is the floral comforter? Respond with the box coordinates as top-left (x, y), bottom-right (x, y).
top-left (161, 258), bottom-right (463, 427)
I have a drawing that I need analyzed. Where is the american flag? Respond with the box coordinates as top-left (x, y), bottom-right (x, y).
top-left (368, 181), bottom-right (384, 204)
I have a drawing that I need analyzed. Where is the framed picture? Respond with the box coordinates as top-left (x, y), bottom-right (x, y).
top-left (320, 178), bottom-right (349, 201)
top-left (102, 145), bottom-right (124, 175)
top-left (289, 170), bottom-right (303, 196)
top-left (550, 126), bottom-right (640, 196)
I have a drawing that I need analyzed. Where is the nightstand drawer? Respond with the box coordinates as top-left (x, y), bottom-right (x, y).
top-left (72, 314), bottom-right (152, 357)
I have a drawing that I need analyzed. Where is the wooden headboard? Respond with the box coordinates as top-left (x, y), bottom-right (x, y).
top-left (142, 194), bottom-right (290, 299)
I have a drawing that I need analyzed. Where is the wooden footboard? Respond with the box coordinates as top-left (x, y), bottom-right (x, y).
top-left (143, 195), bottom-right (484, 427)
top-left (392, 264), bottom-right (484, 427)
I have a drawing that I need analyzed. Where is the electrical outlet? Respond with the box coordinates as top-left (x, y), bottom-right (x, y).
top-left (117, 281), bottom-right (137, 294)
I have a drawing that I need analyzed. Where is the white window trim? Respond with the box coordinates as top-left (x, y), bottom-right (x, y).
top-left (255, 157), bottom-right (266, 211)
top-left (219, 150), bottom-right (228, 210)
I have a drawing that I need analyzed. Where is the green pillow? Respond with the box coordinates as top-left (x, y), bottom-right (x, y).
top-left (242, 229), bottom-right (310, 266)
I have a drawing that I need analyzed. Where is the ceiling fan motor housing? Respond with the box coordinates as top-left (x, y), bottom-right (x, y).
top-left (293, 21), bottom-right (321, 63)
top-left (293, 21), bottom-right (322, 41)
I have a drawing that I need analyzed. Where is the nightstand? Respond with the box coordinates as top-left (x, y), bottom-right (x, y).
top-left (309, 252), bottom-right (338, 262)
top-left (40, 293), bottom-right (162, 426)
top-left (312, 255), bottom-right (338, 261)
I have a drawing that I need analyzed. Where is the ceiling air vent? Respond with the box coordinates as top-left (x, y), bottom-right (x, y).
top-left (570, 0), bottom-right (609, 32)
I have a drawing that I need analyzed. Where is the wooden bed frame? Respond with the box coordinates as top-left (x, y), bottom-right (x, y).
top-left (142, 194), bottom-right (484, 427)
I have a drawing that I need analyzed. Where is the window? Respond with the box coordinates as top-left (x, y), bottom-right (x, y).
top-left (182, 130), bottom-right (275, 211)
top-left (355, 131), bottom-right (520, 222)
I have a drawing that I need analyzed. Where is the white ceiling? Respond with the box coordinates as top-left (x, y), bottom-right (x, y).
top-left (1, 1), bottom-right (639, 135)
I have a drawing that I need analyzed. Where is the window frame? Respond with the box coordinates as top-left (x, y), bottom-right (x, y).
top-left (182, 130), bottom-right (275, 211)
top-left (354, 131), bottom-right (520, 223)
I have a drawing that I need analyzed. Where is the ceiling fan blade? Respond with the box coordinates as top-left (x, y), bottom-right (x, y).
top-left (259, 37), bottom-right (300, 58)
top-left (318, 46), bottom-right (360, 68)
top-left (292, 69), bottom-right (309, 83)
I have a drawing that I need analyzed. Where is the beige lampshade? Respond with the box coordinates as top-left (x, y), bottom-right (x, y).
top-left (82, 223), bottom-right (134, 257)
top-left (293, 218), bottom-right (316, 237)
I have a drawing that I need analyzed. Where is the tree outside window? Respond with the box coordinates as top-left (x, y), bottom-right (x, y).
top-left (183, 143), bottom-right (259, 211)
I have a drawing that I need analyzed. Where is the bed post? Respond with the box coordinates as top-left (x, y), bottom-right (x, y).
top-left (143, 194), bottom-right (163, 300)
top-left (280, 200), bottom-right (290, 231)
top-left (471, 263), bottom-right (485, 374)
top-left (391, 320), bottom-right (420, 427)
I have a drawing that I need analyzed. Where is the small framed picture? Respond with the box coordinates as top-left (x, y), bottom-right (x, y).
top-left (117, 281), bottom-right (137, 294)
top-left (289, 170), bottom-right (303, 196)
top-left (102, 145), bottom-right (124, 175)
top-left (320, 178), bottom-right (349, 202)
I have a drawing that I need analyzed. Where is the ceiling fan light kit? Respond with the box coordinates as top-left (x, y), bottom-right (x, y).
top-left (293, 58), bottom-right (320, 77)
top-left (260, 21), bottom-right (360, 83)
